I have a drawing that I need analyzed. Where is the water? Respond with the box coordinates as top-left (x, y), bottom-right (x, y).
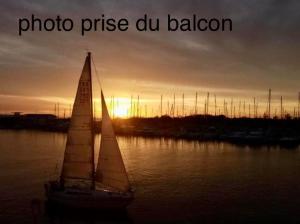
top-left (0, 130), bottom-right (300, 223)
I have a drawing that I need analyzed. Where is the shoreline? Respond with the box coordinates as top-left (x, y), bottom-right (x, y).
top-left (1, 114), bottom-right (300, 147)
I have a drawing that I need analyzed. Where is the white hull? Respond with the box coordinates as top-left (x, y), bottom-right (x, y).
top-left (45, 182), bottom-right (133, 210)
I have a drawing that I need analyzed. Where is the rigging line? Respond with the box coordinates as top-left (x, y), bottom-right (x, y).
top-left (91, 54), bottom-right (103, 121)
top-left (91, 54), bottom-right (102, 91)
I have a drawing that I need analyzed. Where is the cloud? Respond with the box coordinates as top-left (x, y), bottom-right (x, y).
top-left (0, 0), bottom-right (299, 112)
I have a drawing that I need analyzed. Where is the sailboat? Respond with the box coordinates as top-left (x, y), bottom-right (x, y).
top-left (45, 52), bottom-right (134, 209)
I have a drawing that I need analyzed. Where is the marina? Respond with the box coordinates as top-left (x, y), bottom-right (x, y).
top-left (1, 1), bottom-right (299, 223)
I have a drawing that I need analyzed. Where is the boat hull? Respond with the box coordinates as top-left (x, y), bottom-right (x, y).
top-left (45, 182), bottom-right (134, 210)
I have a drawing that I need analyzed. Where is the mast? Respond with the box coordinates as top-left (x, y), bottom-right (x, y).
top-left (130, 95), bottom-right (133, 117)
top-left (298, 92), bottom-right (300, 119)
top-left (160, 95), bottom-right (163, 117)
top-left (167, 100), bottom-right (169, 116)
top-left (137, 95), bottom-right (140, 117)
top-left (214, 94), bottom-right (217, 116)
top-left (112, 96), bottom-right (115, 119)
top-left (182, 93), bottom-right (184, 117)
top-left (57, 103), bottom-right (60, 118)
top-left (238, 100), bottom-right (241, 118)
top-left (268, 88), bottom-right (271, 119)
top-left (253, 97), bottom-right (256, 118)
top-left (173, 94), bottom-right (175, 117)
top-left (88, 52), bottom-right (95, 190)
top-left (195, 92), bottom-right (198, 115)
top-left (230, 98), bottom-right (233, 118)
top-left (206, 92), bottom-right (210, 115)
top-left (280, 96), bottom-right (283, 119)
top-left (243, 101), bottom-right (245, 117)
top-left (234, 106), bottom-right (236, 118)
top-left (248, 103), bottom-right (250, 118)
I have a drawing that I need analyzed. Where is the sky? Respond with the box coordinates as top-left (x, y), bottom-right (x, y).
top-left (0, 0), bottom-right (299, 116)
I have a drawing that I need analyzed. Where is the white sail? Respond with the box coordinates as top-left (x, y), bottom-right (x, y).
top-left (95, 91), bottom-right (130, 192)
top-left (61, 53), bottom-right (94, 189)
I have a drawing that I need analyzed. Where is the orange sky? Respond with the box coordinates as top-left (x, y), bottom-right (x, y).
top-left (0, 1), bottom-right (299, 117)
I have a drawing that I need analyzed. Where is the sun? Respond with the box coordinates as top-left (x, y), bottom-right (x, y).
top-left (113, 104), bottom-right (129, 118)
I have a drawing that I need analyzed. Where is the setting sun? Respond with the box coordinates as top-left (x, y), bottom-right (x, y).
top-left (113, 104), bottom-right (129, 118)
top-left (107, 97), bottom-right (131, 118)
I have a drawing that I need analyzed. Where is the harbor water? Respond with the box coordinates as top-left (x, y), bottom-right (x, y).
top-left (0, 130), bottom-right (299, 223)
